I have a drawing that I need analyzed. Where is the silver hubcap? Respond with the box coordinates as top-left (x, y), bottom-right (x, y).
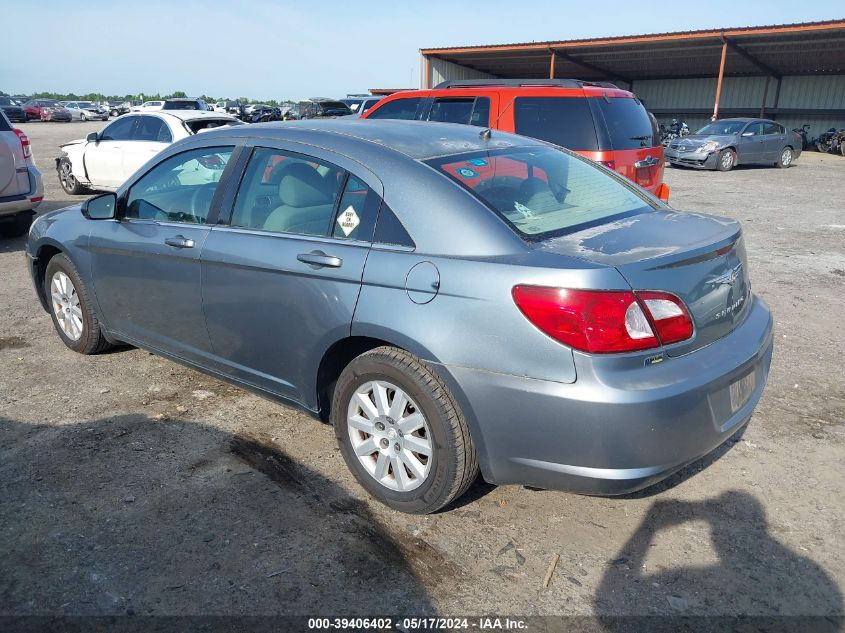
top-left (782, 149), bottom-right (792, 165)
top-left (722, 152), bottom-right (733, 168)
top-left (50, 271), bottom-right (83, 341)
top-left (347, 380), bottom-right (433, 492)
top-left (60, 162), bottom-right (75, 190)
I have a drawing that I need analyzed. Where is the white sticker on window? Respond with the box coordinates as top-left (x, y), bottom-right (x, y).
top-left (337, 205), bottom-right (361, 236)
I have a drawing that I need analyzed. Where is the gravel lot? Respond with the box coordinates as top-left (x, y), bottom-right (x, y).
top-left (1, 121), bottom-right (843, 622)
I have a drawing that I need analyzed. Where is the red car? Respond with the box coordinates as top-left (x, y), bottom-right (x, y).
top-left (23, 99), bottom-right (72, 122)
top-left (362, 79), bottom-right (669, 199)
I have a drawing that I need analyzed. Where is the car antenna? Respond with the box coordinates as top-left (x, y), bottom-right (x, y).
top-left (479, 96), bottom-right (516, 142)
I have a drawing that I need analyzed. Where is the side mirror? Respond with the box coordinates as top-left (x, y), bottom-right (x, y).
top-left (741, 131), bottom-right (754, 137)
top-left (82, 192), bottom-right (116, 220)
top-left (86, 132), bottom-right (99, 143)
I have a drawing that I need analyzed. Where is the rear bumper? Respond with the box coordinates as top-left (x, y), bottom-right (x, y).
top-left (0, 165), bottom-right (44, 219)
top-left (442, 295), bottom-right (773, 495)
top-left (665, 148), bottom-right (720, 170)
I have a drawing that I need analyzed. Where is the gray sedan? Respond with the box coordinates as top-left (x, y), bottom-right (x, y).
top-left (25, 119), bottom-right (773, 513)
top-left (665, 118), bottom-right (802, 171)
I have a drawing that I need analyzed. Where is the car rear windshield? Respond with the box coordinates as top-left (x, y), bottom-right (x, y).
top-left (0, 111), bottom-right (11, 132)
top-left (425, 146), bottom-right (654, 240)
top-left (513, 97), bottom-right (599, 151)
top-left (0, 97), bottom-right (18, 106)
top-left (185, 118), bottom-right (243, 134)
top-left (594, 97), bottom-right (656, 150)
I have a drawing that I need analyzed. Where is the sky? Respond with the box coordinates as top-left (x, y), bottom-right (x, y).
top-left (2, 0), bottom-right (842, 101)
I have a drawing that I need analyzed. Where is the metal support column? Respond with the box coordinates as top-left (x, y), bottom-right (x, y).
top-left (712, 40), bottom-right (728, 120)
top-left (549, 50), bottom-right (556, 79)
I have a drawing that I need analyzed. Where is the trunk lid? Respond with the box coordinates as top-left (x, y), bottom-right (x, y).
top-left (536, 210), bottom-right (751, 354)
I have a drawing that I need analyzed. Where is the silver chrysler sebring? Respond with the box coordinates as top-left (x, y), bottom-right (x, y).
top-left (26, 119), bottom-right (773, 514)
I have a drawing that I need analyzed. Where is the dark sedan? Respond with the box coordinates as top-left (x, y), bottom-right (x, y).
top-left (26, 120), bottom-right (772, 513)
top-left (665, 118), bottom-right (802, 171)
top-left (0, 96), bottom-right (27, 122)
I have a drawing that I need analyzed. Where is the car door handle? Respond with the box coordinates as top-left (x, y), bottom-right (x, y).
top-left (297, 251), bottom-right (342, 268)
top-left (164, 236), bottom-right (195, 248)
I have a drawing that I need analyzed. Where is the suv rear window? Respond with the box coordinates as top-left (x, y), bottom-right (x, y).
top-left (163, 101), bottom-right (200, 110)
top-left (513, 97), bottom-right (599, 151)
top-left (594, 97), bottom-right (655, 150)
top-left (425, 146), bottom-right (653, 239)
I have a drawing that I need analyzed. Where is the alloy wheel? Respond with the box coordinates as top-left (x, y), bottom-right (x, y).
top-left (721, 152), bottom-right (734, 170)
top-left (50, 271), bottom-right (83, 341)
top-left (59, 161), bottom-right (76, 192)
top-left (781, 148), bottom-right (792, 166)
top-left (346, 380), bottom-right (433, 492)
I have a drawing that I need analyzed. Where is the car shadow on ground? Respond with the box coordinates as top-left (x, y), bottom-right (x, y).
top-left (595, 490), bottom-right (843, 628)
top-left (0, 414), bottom-right (444, 619)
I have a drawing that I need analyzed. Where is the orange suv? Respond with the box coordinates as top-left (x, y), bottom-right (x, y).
top-left (362, 79), bottom-right (668, 199)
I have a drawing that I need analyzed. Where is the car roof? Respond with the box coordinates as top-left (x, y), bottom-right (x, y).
top-left (136, 110), bottom-right (238, 122)
top-left (198, 118), bottom-right (545, 160)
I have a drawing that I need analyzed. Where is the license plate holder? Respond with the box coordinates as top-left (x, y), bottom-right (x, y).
top-left (729, 371), bottom-right (756, 413)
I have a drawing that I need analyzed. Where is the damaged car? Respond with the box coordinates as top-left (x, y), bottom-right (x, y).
top-left (665, 118), bottom-right (802, 171)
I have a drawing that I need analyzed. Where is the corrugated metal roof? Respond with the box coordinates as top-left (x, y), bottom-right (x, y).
top-left (421, 20), bottom-right (845, 83)
top-left (420, 19), bottom-right (845, 53)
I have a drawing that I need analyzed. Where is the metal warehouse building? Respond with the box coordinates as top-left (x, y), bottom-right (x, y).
top-left (419, 20), bottom-right (845, 135)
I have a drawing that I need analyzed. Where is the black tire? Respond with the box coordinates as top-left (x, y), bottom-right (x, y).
top-left (716, 148), bottom-right (736, 171)
top-left (332, 346), bottom-right (478, 514)
top-left (0, 213), bottom-right (33, 238)
top-left (44, 253), bottom-right (112, 355)
top-left (776, 146), bottom-right (794, 168)
top-left (57, 157), bottom-right (85, 195)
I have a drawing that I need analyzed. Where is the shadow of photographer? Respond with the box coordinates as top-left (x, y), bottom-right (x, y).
top-left (596, 490), bottom-right (843, 630)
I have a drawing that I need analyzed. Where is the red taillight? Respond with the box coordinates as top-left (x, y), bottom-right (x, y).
top-left (600, 160), bottom-right (616, 170)
top-left (638, 291), bottom-right (694, 345)
top-left (13, 128), bottom-right (31, 158)
top-left (512, 286), bottom-right (693, 354)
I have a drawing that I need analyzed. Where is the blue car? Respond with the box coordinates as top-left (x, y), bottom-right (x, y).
top-left (26, 119), bottom-right (773, 513)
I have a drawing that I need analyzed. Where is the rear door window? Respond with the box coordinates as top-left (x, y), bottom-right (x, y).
top-left (762, 122), bottom-right (783, 135)
top-left (513, 97), bottom-right (599, 151)
top-left (229, 148), bottom-right (344, 236)
top-left (594, 97), bottom-right (656, 150)
top-left (133, 116), bottom-right (172, 143)
top-left (366, 97), bottom-right (424, 120)
top-left (427, 97), bottom-right (490, 127)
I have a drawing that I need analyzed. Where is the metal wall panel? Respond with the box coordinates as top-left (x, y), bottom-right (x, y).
top-left (778, 75), bottom-right (845, 109)
top-left (427, 57), bottom-right (494, 88)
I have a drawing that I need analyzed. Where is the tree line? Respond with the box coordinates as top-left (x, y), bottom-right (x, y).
top-left (0, 89), bottom-right (289, 106)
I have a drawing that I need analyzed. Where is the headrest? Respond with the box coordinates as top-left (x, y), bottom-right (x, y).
top-left (277, 163), bottom-right (333, 207)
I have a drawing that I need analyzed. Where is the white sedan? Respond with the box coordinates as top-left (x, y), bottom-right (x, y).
top-left (131, 101), bottom-right (164, 112)
top-left (55, 111), bottom-right (242, 194)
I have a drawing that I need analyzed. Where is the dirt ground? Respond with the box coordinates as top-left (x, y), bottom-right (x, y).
top-left (1, 121), bottom-right (843, 625)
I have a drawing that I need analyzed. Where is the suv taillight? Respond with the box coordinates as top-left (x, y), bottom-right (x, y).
top-left (13, 128), bottom-right (31, 158)
top-left (512, 286), bottom-right (693, 353)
